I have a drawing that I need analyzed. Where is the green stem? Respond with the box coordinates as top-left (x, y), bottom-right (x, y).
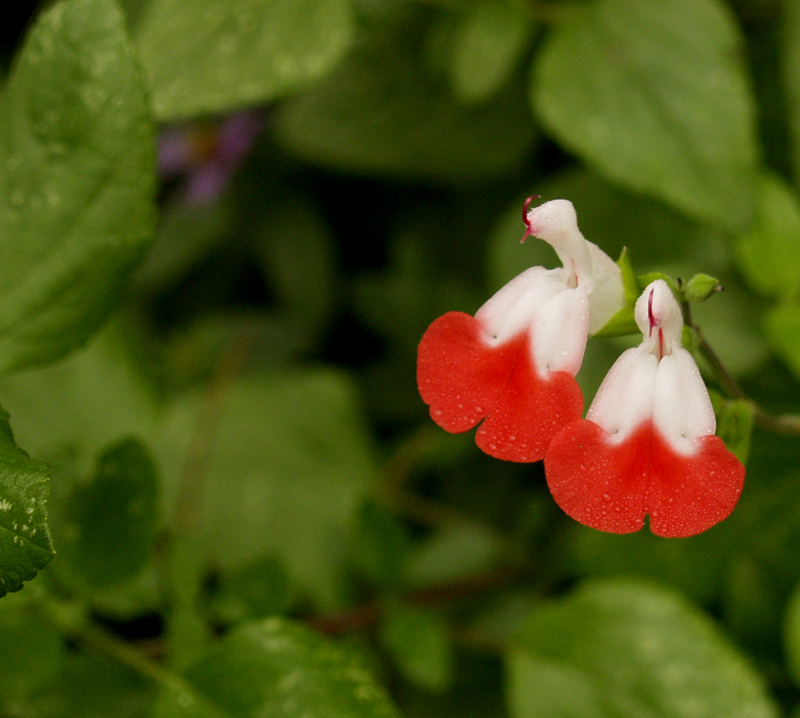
top-left (37, 597), bottom-right (191, 694)
top-left (683, 299), bottom-right (800, 437)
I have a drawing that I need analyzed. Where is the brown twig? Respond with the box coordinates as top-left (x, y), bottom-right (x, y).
top-left (308, 566), bottom-right (529, 637)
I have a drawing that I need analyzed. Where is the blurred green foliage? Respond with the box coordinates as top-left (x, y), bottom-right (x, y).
top-left (0, 0), bottom-right (797, 716)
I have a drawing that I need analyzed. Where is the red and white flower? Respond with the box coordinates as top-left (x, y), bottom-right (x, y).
top-left (417, 198), bottom-right (624, 462)
top-left (544, 279), bottom-right (745, 537)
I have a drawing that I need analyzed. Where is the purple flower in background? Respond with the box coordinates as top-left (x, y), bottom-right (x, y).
top-left (158, 111), bottom-right (264, 205)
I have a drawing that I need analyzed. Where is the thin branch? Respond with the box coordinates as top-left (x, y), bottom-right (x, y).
top-left (38, 598), bottom-right (189, 693)
top-left (683, 299), bottom-right (800, 437)
top-left (308, 566), bottom-right (529, 638)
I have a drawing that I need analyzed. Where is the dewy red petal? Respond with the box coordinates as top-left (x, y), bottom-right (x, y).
top-left (544, 420), bottom-right (744, 537)
top-left (474, 349), bottom-right (583, 462)
top-left (544, 279), bottom-right (745, 537)
top-left (417, 312), bottom-right (583, 462)
top-left (416, 198), bottom-right (625, 463)
top-left (417, 311), bottom-right (524, 434)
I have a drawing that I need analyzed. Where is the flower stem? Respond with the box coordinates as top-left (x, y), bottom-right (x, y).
top-left (37, 597), bottom-right (190, 693)
top-left (683, 299), bottom-right (800, 437)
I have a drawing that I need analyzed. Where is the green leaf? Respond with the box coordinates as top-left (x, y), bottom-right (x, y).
top-left (154, 618), bottom-right (400, 718)
top-left (709, 390), bottom-right (755, 464)
top-left (185, 369), bottom-right (378, 609)
top-left (735, 173), bottom-right (800, 299)
top-left (507, 580), bottom-right (778, 718)
top-left (274, 8), bottom-right (535, 182)
top-left (406, 523), bottom-right (501, 589)
top-left (380, 603), bottom-right (454, 693)
top-left (530, 0), bottom-right (758, 231)
top-left (690, 273), bottom-right (769, 377)
top-left (0, 408), bottom-right (53, 596)
top-left (351, 500), bottom-right (411, 590)
top-left (782, 0), bottom-right (800, 186)
top-left (57, 438), bottom-right (158, 591)
top-left (784, 580), bottom-right (800, 687)
top-left (0, 321), bottom-right (160, 476)
top-left (27, 650), bottom-right (156, 718)
top-left (592, 306), bottom-right (637, 337)
top-left (724, 556), bottom-right (783, 654)
top-left (764, 302), bottom-right (800, 379)
top-left (135, 0), bottom-right (355, 121)
top-left (211, 554), bottom-right (291, 625)
top-left (617, 247), bottom-right (639, 305)
top-left (683, 273), bottom-right (722, 303)
top-left (446, 0), bottom-right (535, 104)
top-left (0, 0), bottom-right (156, 374)
top-left (0, 600), bottom-right (63, 701)
top-left (565, 522), bottom-right (734, 605)
top-left (252, 191), bottom-right (336, 333)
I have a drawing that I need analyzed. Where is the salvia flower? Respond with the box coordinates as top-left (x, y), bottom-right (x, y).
top-left (417, 199), bottom-right (624, 462)
top-left (545, 279), bottom-right (745, 537)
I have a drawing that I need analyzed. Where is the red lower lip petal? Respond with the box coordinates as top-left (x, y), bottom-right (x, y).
top-left (545, 420), bottom-right (744, 537)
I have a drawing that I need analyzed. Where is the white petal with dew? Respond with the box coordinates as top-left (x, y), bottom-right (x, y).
top-left (652, 349), bottom-right (716, 455)
top-left (586, 346), bottom-right (658, 442)
top-left (585, 240), bottom-right (625, 334)
top-left (476, 266), bottom-right (567, 345)
top-left (525, 200), bottom-right (593, 288)
top-left (635, 279), bottom-right (683, 352)
top-left (530, 285), bottom-right (589, 376)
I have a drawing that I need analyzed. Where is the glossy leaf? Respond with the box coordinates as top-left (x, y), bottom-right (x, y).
top-left (0, 322), bottom-right (160, 475)
top-left (0, 408), bottom-right (53, 596)
top-left (136, 0), bottom-right (354, 121)
top-left (154, 618), bottom-right (401, 718)
top-left (0, 0), bottom-right (156, 373)
top-left (508, 580), bottom-right (778, 718)
top-left (531, 0), bottom-right (758, 231)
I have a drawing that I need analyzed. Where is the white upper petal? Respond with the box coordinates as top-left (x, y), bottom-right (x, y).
top-left (586, 346), bottom-right (658, 442)
top-left (531, 285), bottom-right (589, 375)
top-left (525, 199), bottom-right (624, 335)
top-left (471, 198), bottom-right (625, 380)
top-left (652, 348), bottom-right (716, 454)
top-left (476, 266), bottom-right (568, 345)
top-left (585, 240), bottom-right (625, 334)
top-left (586, 279), bottom-right (716, 453)
top-left (475, 266), bottom-right (589, 378)
top-left (524, 200), bottom-right (593, 284)
top-left (634, 279), bottom-right (683, 355)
